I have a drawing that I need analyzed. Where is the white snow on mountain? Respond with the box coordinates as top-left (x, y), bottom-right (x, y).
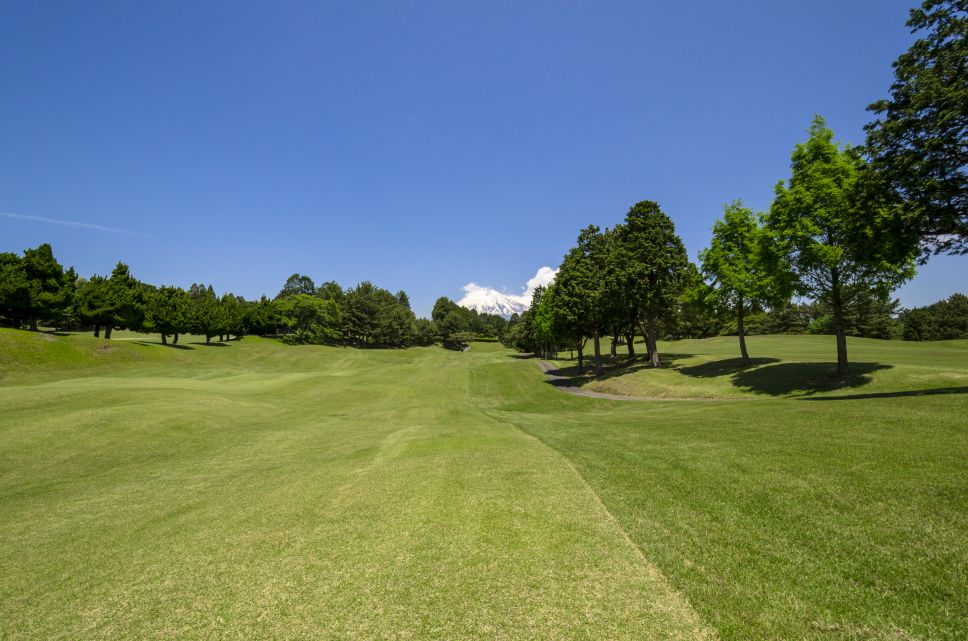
top-left (458, 266), bottom-right (558, 318)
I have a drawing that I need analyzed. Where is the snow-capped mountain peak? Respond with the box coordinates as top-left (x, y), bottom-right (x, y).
top-left (456, 267), bottom-right (558, 318)
top-left (457, 284), bottom-right (527, 318)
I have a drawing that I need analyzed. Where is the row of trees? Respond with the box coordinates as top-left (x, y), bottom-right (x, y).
top-left (900, 293), bottom-right (968, 340)
top-left (0, 249), bottom-right (513, 350)
top-left (0, 250), bottom-right (441, 348)
top-left (508, 117), bottom-right (919, 376)
top-left (505, 200), bottom-right (695, 374)
top-left (272, 274), bottom-right (431, 347)
top-left (506, 0), bottom-right (966, 376)
top-left (0, 247), bottom-right (267, 344)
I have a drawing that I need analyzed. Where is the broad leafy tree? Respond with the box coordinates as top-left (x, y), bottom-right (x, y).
top-left (316, 281), bottom-right (345, 303)
top-left (767, 117), bottom-right (915, 375)
top-left (864, 0), bottom-right (968, 256)
top-left (277, 273), bottom-right (316, 299)
top-left (277, 294), bottom-right (343, 344)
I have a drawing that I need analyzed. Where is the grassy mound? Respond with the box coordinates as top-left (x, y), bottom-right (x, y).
top-left (546, 334), bottom-right (968, 399)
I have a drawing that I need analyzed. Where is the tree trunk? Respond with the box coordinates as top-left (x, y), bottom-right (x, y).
top-left (206, 335), bottom-right (211, 345)
top-left (94, 325), bottom-right (100, 338)
top-left (593, 331), bottom-right (603, 375)
top-left (831, 270), bottom-right (848, 376)
top-left (625, 332), bottom-right (635, 358)
top-left (737, 298), bottom-right (750, 366)
top-left (610, 331), bottom-right (618, 358)
top-left (173, 333), bottom-right (179, 344)
top-left (577, 341), bottom-right (584, 374)
top-left (646, 318), bottom-right (660, 367)
top-left (639, 321), bottom-right (653, 361)
top-left (161, 333), bottom-right (168, 345)
top-left (29, 319), bottom-right (38, 331)
top-left (105, 326), bottom-right (113, 340)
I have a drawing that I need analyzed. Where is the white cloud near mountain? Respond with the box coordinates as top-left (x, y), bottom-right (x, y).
top-left (457, 266), bottom-right (558, 317)
top-left (517, 266), bottom-right (557, 305)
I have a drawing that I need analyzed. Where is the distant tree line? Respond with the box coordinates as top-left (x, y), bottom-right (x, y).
top-left (0, 249), bottom-right (516, 350)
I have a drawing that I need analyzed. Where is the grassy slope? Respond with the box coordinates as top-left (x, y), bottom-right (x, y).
top-left (0, 330), bottom-right (710, 641)
top-left (493, 336), bottom-right (968, 640)
top-left (1, 330), bottom-right (965, 640)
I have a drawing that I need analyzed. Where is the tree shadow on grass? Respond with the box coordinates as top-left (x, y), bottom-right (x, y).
top-left (135, 340), bottom-right (194, 351)
top-left (190, 341), bottom-right (230, 347)
top-left (542, 352), bottom-right (697, 387)
top-left (799, 386), bottom-right (968, 401)
top-left (677, 357), bottom-right (780, 378)
top-left (730, 362), bottom-right (892, 396)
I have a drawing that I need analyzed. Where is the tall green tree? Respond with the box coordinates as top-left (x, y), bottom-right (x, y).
top-left (76, 275), bottom-right (111, 337)
top-left (864, 0), bottom-right (968, 256)
top-left (438, 308), bottom-right (471, 349)
top-left (277, 273), bottom-right (316, 299)
top-left (530, 283), bottom-right (565, 359)
top-left (344, 281), bottom-right (379, 346)
top-left (621, 201), bottom-right (689, 367)
top-left (699, 200), bottom-right (789, 364)
top-left (0, 252), bottom-right (30, 328)
top-left (103, 262), bottom-right (145, 339)
top-left (188, 283), bottom-right (222, 344)
top-left (554, 226), bottom-right (607, 374)
top-left (767, 117), bottom-right (915, 375)
top-left (219, 294), bottom-right (246, 341)
top-left (148, 286), bottom-right (190, 345)
top-left (247, 296), bottom-right (281, 336)
top-left (21, 243), bottom-right (72, 331)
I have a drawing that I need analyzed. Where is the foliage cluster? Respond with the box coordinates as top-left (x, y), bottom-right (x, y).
top-left (899, 292), bottom-right (968, 339)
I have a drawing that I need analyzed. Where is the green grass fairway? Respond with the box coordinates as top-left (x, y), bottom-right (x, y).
top-left (1, 330), bottom-right (965, 640)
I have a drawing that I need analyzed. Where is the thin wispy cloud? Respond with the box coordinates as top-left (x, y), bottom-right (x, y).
top-left (0, 212), bottom-right (149, 236)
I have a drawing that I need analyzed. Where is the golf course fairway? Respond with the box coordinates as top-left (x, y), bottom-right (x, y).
top-left (1, 330), bottom-right (965, 640)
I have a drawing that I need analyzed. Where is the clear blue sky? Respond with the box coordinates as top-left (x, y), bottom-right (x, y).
top-left (1, 0), bottom-right (961, 317)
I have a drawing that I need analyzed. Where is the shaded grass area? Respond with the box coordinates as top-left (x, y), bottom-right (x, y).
top-left (545, 335), bottom-right (968, 399)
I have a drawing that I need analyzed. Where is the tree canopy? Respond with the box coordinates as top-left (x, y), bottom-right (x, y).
top-left (864, 0), bottom-right (968, 256)
top-left (700, 201), bottom-right (789, 364)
